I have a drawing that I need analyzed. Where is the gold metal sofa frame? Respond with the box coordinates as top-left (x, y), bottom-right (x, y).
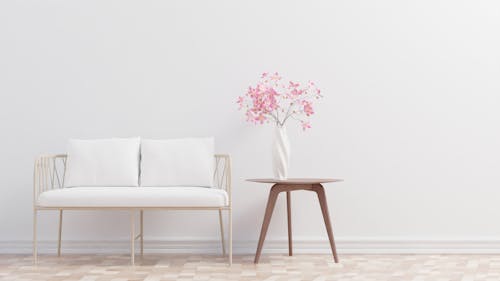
top-left (33, 154), bottom-right (232, 265)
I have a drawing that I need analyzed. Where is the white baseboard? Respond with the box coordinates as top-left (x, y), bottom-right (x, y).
top-left (3, 238), bottom-right (500, 254)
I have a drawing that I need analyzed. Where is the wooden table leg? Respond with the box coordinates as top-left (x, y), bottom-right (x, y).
top-left (254, 185), bottom-right (281, 263)
top-left (313, 184), bottom-right (339, 263)
top-left (286, 191), bottom-right (292, 256)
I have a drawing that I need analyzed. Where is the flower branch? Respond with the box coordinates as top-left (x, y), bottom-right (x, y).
top-left (237, 72), bottom-right (322, 130)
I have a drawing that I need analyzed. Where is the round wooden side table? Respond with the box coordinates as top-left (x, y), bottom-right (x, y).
top-left (247, 178), bottom-right (343, 264)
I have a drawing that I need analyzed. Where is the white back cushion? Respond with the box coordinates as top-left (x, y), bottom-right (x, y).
top-left (64, 138), bottom-right (140, 187)
top-left (140, 137), bottom-right (214, 187)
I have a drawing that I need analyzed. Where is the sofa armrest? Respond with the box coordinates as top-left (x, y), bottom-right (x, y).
top-left (33, 154), bottom-right (67, 207)
top-left (214, 154), bottom-right (231, 207)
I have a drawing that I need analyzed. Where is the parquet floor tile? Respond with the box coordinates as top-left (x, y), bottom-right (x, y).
top-left (1, 254), bottom-right (499, 281)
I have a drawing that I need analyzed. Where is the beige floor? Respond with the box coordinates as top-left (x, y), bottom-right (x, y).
top-left (1, 254), bottom-right (500, 281)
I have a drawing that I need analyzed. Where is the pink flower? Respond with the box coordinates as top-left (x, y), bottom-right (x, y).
top-left (301, 121), bottom-right (311, 130)
top-left (302, 100), bottom-right (314, 116)
top-left (236, 96), bottom-right (244, 109)
top-left (270, 72), bottom-right (281, 81)
top-left (290, 88), bottom-right (303, 96)
top-left (245, 110), bottom-right (254, 122)
top-left (289, 81), bottom-right (300, 88)
top-left (256, 113), bottom-right (266, 124)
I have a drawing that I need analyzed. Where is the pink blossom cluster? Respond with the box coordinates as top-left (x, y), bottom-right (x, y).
top-left (237, 72), bottom-right (322, 130)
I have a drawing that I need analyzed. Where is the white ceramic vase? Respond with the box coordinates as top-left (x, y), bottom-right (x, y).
top-left (272, 125), bottom-right (290, 180)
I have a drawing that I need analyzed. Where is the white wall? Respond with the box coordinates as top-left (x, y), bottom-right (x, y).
top-left (1, 0), bottom-right (500, 253)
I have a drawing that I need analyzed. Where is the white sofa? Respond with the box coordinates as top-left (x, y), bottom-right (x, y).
top-left (33, 138), bottom-right (232, 265)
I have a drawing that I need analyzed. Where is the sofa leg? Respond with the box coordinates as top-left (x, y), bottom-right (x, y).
top-left (130, 211), bottom-right (135, 265)
top-left (229, 208), bottom-right (232, 266)
top-left (218, 209), bottom-right (226, 256)
top-left (57, 209), bottom-right (63, 257)
top-left (140, 210), bottom-right (144, 257)
top-left (33, 209), bottom-right (38, 265)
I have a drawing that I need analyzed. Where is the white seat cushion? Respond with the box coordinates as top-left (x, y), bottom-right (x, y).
top-left (37, 187), bottom-right (228, 207)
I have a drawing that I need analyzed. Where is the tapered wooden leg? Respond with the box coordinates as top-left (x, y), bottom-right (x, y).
top-left (314, 184), bottom-right (339, 263)
top-left (33, 209), bottom-right (38, 264)
top-left (140, 210), bottom-right (144, 257)
top-left (218, 209), bottom-right (226, 256)
top-left (57, 209), bottom-right (63, 256)
top-left (286, 191), bottom-right (292, 256)
top-left (254, 185), bottom-right (281, 263)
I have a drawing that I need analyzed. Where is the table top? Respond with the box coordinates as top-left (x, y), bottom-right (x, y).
top-left (246, 178), bottom-right (343, 185)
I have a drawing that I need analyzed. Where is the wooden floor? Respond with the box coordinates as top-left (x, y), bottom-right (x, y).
top-left (1, 254), bottom-right (500, 280)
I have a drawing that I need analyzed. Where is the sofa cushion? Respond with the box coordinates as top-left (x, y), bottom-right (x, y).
top-left (140, 137), bottom-right (215, 187)
top-left (37, 187), bottom-right (228, 207)
top-left (64, 138), bottom-right (141, 187)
